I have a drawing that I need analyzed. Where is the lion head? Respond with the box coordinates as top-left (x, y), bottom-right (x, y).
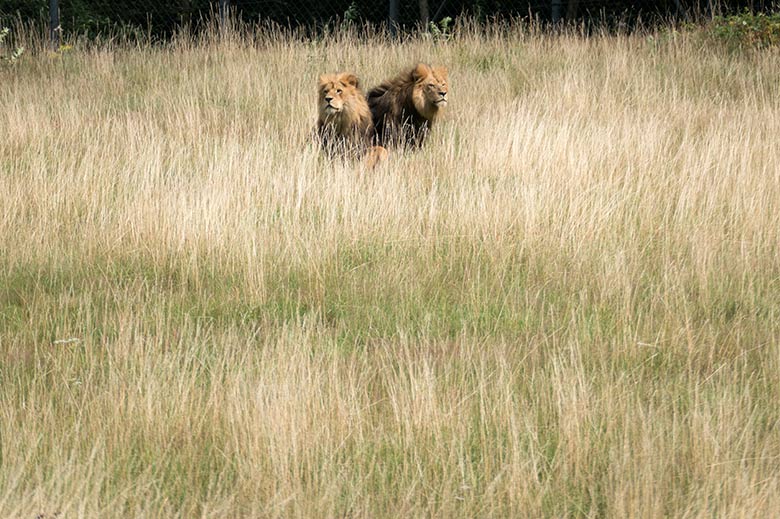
top-left (318, 73), bottom-right (366, 125)
top-left (411, 63), bottom-right (449, 120)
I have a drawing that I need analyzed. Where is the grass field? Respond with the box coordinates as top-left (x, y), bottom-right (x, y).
top-left (1, 22), bottom-right (779, 517)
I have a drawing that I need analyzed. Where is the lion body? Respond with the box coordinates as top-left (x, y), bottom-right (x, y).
top-left (367, 63), bottom-right (449, 148)
top-left (316, 73), bottom-right (374, 157)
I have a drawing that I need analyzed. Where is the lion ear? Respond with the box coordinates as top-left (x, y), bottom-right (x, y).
top-left (412, 63), bottom-right (432, 81)
top-left (340, 73), bottom-right (359, 88)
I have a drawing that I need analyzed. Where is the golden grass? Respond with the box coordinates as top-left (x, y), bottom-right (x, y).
top-left (1, 24), bottom-right (779, 517)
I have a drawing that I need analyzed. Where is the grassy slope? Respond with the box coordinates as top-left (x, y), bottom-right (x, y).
top-left (1, 25), bottom-right (779, 517)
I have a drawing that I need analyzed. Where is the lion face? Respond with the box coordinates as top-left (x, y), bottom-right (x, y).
top-left (412, 63), bottom-right (449, 117)
top-left (318, 73), bottom-right (360, 116)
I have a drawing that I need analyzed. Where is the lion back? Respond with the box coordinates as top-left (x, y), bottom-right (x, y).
top-left (367, 70), bottom-right (431, 148)
top-left (367, 81), bottom-right (399, 146)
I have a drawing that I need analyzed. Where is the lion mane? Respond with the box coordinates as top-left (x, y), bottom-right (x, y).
top-left (367, 63), bottom-right (449, 148)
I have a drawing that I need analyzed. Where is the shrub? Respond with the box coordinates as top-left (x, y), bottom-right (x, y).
top-left (708, 10), bottom-right (780, 49)
top-left (0, 27), bottom-right (23, 64)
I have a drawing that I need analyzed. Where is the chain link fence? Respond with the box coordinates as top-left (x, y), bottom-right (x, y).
top-left (0, 1), bottom-right (775, 48)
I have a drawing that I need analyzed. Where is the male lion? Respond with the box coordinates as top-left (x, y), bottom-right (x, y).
top-left (367, 63), bottom-right (449, 148)
top-left (316, 72), bottom-right (387, 168)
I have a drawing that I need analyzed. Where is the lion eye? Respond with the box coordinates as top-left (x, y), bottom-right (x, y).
top-left (336, 89), bottom-right (342, 94)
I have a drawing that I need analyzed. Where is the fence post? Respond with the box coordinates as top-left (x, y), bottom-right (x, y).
top-left (673, 0), bottom-right (683, 17)
top-left (419, 0), bottom-right (429, 27)
top-left (49, 0), bottom-right (60, 50)
top-left (551, 0), bottom-right (563, 23)
top-left (389, 0), bottom-right (399, 36)
top-left (219, 0), bottom-right (229, 26)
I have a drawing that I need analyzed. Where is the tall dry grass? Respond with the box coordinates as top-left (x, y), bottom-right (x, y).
top-left (1, 23), bottom-right (779, 518)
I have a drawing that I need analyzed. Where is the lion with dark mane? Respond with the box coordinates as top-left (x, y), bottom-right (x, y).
top-left (367, 63), bottom-right (449, 148)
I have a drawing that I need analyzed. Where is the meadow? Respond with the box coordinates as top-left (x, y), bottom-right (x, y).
top-left (1, 21), bottom-right (779, 517)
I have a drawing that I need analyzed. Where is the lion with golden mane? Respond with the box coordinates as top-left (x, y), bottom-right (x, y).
top-left (367, 63), bottom-right (449, 148)
top-left (316, 72), bottom-right (387, 168)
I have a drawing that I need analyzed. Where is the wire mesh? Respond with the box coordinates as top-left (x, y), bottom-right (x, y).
top-left (0, 1), bottom-right (775, 39)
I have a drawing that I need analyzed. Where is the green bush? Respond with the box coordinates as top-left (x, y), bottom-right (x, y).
top-left (0, 26), bottom-right (23, 64)
top-left (708, 11), bottom-right (780, 49)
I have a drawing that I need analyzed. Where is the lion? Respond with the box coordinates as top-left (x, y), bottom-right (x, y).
top-left (367, 63), bottom-right (449, 148)
top-left (316, 72), bottom-right (387, 168)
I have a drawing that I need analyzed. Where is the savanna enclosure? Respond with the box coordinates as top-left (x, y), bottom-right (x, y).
top-left (1, 17), bottom-right (780, 518)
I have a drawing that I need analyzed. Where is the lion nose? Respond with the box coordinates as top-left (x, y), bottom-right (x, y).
top-left (325, 96), bottom-right (333, 103)
top-left (439, 91), bottom-right (447, 98)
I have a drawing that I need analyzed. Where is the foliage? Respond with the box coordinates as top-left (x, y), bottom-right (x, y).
top-left (340, 1), bottom-right (360, 30)
top-left (708, 10), bottom-right (780, 49)
top-left (428, 16), bottom-right (453, 42)
top-left (343, 1), bottom-right (359, 24)
top-left (0, 26), bottom-right (23, 64)
top-left (0, 0), bottom-right (46, 21)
